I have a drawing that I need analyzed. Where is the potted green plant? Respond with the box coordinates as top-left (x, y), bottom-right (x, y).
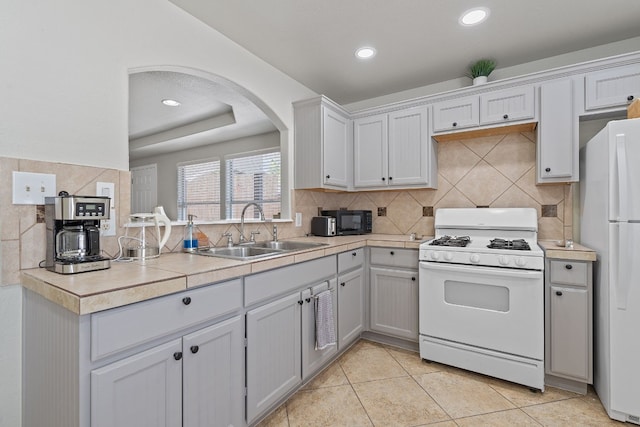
top-left (467, 58), bottom-right (496, 85)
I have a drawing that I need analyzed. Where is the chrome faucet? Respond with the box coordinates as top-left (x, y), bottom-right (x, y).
top-left (239, 202), bottom-right (265, 244)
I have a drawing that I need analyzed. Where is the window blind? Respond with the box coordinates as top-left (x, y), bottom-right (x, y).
top-left (177, 159), bottom-right (221, 221)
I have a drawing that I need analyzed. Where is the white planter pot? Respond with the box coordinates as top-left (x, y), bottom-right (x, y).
top-left (473, 76), bottom-right (488, 85)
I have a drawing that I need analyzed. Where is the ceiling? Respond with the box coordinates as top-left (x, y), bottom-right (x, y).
top-left (131, 1), bottom-right (640, 160)
top-left (170, 0), bottom-right (640, 105)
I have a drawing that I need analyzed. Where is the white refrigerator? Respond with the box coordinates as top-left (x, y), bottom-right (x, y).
top-left (580, 118), bottom-right (640, 424)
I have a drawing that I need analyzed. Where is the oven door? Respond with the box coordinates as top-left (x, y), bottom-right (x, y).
top-left (419, 261), bottom-right (543, 360)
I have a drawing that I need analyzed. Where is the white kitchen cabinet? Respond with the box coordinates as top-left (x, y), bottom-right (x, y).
top-left (354, 106), bottom-right (436, 189)
top-left (537, 78), bottom-right (578, 183)
top-left (92, 315), bottom-right (244, 427)
top-left (545, 259), bottom-right (593, 392)
top-left (246, 292), bottom-right (302, 424)
top-left (301, 279), bottom-right (338, 380)
top-left (369, 248), bottom-right (419, 341)
top-left (432, 95), bottom-right (479, 132)
top-left (480, 86), bottom-right (535, 125)
top-left (337, 249), bottom-right (365, 349)
top-left (91, 339), bottom-right (183, 427)
top-left (433, 86), bottom-right (535, 134)
top-left (294, 96), bottom-right (351, 190)
top-left (585, 63), bottom-right (640, 111)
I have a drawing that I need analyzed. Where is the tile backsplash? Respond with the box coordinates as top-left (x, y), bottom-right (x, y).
top-left (1, 131), bottom-right (572, 285)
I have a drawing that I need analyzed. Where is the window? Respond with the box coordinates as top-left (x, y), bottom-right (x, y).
top-left (177, 159), bottom-right (221, 221)
top-left (225, 150), bottom-right (281, 220)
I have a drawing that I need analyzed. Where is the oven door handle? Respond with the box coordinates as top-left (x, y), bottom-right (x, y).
top-left (419, 261), bottom-right (543, 279)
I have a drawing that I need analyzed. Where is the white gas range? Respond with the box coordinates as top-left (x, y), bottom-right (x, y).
top-left (419, 208), bottom-right (545, 391)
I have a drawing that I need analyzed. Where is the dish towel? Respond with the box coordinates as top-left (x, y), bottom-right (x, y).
top-left (315, 290), bottom-right (336, 350)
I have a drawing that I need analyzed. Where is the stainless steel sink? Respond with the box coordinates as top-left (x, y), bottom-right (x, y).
top-left (253, 241), bottom-right (329, 251)
top-left (195, 246), bottom-right (283, 260)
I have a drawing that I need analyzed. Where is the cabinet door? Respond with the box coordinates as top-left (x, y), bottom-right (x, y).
top-left (388, 107), bottom-right (430, 186)
top-left (323, 106), bottom-right (350, 188)
top-left (432, 96), bottom-right (479, 132)
top-left (246, 293), bottom-right (302, 424)
top-left (538, 78), bottom-right (577, 182)
top-left (337, 267), bottom-right (364, 349)
top-left (585, 64), bottom-right (640, 110)
top-left (370, 267), bottom-right (419, 341)
top-left (183, 316), bottom-right (243, 427)
top-left (353, 113), bottom-right (388, 187)
top-left (480, 86), bottom-right (535, 125)
top-left (91, 339), bottom-right (182, 427)
top-left (549, 286), bottom-right (590, 381)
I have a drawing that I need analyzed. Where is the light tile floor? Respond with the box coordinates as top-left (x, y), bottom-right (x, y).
top-left (257, 339), bottom-right (624, 427)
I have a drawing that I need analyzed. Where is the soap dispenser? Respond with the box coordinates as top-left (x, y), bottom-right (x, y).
top-left (183, 214), bottom-right (198, 252)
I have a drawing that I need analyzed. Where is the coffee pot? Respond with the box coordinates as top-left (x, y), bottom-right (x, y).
top-left (56, 224), bottom-right (100, 259)
top-left (123, 206), bottom-right (172, 260)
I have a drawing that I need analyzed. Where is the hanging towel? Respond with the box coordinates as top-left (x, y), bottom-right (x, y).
top-left (315, 290), bottom-right (336, 350)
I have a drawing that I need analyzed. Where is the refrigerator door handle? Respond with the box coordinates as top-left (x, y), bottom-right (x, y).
top-left (616, 222), bottom-right (631, 310)
top-left (616, 134), bottom-right (629, 222)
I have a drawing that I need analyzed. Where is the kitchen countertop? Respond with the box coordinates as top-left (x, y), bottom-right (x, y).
top-left (21, 234), bottom-right (427, 315)
top-left (538, 240), bottom-right (597, 262)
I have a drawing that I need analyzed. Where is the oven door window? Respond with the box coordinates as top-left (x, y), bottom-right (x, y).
top-left (444, 281), bottom-right (509, 312)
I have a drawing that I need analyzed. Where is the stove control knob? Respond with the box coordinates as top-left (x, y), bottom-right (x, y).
top-left (444, 252), bottom-right (454, 261)
top-left (470, 253), bottom-right (480, 263)
top-left (515, 257), bottom-right (527, 267)
top-left (430, 251), bottom-right (440, 260)
top-left (498, 255), bottom-right (510, 266)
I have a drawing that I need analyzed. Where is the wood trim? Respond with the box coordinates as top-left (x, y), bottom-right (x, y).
top-left (432, 122), bottom-right (538, 142)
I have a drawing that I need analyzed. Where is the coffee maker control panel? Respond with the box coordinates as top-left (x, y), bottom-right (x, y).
top-left (76, 202), bottom-right (106, 217)
top-left (48, 196), bottom-right (111, 221)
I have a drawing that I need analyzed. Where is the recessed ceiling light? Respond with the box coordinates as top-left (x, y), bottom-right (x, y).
top-left (355, 47), bottom-right (376, 59)
top-left (459, 7), bottom-right (490, 26)
top-left (161, 99), bottom-right (181, 107)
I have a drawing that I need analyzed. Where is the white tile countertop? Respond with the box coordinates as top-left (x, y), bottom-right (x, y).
top-left (538, 240), bottom-right (596, 261)
top-left (21, 234), bottom-right (428, 315)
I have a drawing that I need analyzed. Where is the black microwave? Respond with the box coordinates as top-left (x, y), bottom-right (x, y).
top-left (320, 210), bottom-right (372, 235)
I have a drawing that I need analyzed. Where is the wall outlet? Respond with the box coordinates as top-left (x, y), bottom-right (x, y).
top-left (12, 171), bottom-right (56, 204)
top-left (96, 182), bottom-right (116, 236)
top-left (295, 212), bottom-right (302, 227)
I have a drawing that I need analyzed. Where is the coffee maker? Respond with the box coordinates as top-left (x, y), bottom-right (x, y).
top-left (45, 193), bottom-right (111, 274)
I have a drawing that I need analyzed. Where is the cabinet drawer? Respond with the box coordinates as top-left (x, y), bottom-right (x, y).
top-left (370, 247), bottom-right (418, 269)
top-left (91, 279), bottom-right (242, 361)
top-left (338, 248), bottom-right (364, 273)
top-left (585, 64), bottom-right (640, 110)
top-left (549, 261), bottom-right (587, 286)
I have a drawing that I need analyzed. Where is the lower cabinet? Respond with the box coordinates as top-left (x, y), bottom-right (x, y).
top-left (337, 267), bottom-right (364, 349)
top-left (91, 315), bottom-right (244, 427)
top-left (370, 267), bottom-right (419, 341)
top-left (301, 279), bottom-right (338, 380)
top-left (246, 293), bottom-right (302, 424)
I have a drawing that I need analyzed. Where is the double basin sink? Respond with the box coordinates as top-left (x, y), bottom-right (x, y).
top-left (195, 240), bottom-right (328, 261)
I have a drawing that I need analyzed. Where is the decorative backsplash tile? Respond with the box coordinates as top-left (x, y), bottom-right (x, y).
top-left (377, 207), bottom-right (387, 216)
top-left (542, 205), bottom-right (558, 217)
top-left (423, 206), bottom-right (433, 217)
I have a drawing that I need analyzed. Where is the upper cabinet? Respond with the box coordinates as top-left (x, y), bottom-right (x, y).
top-left (537, 78), bottom-right (578, 183)
top-left (354, 106), bottom-right (436, 189)
top-left (294, 96), bottom-right (351, 190)
top-left (585, 63), bottom-right (640, 111)
top-left (432, 86), bottom-right (535, 133)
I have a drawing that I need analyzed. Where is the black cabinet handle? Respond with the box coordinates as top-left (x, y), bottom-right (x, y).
top-left (340, 282), bottom-right (345, 287)
top-left (352, 252), bottom-right (357, 256)
top-left (173, 352), bottom-right (183, 361)
top-left (411, 277), bottom-right (416, 281)
top-left (190, 345), bottom-right (199, 354)
top-left (326, 174), bottom-right (330, 179)
top-left (545, 167), bottom-right (551, 172)
top-left (452, 122), bottom-right (458, 127)
top-left (305, 297), bottom-right (311, 303)
top-left (556, 291), bottom-right (563, 296)
top-left (390, 251), bottom-right (395, 255)
top-left (382, 177), bottom-right (386, 181)
top-left (389, 176), bottom-right (393, 181)
top-left (182, 297), bottom-right (191, 305)
top-left (628, 95), bottom-right (635, 101)
top-left (298, 300), bottom-right (303, 305)
top-left (565, 264), bottom-right (573, 270)
top-left (503, 114), bottom-right (509, 119)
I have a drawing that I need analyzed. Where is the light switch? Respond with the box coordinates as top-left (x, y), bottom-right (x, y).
top-left (12, 171), bottom-right (56, 204)
top-left (295, 212), bottom-right (302, 227)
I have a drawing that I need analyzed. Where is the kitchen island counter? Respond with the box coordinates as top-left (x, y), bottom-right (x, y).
top-left (22, 234), bottom-right (427, 314)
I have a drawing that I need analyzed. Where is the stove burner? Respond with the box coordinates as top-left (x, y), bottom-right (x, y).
top-left (429, 235), bottom-right (471, 247)
top-left (487, 238), bottom-right (531, 251)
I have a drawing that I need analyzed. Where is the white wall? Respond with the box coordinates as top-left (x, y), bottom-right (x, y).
top-left (0, 1), bottom-right (316, 424)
